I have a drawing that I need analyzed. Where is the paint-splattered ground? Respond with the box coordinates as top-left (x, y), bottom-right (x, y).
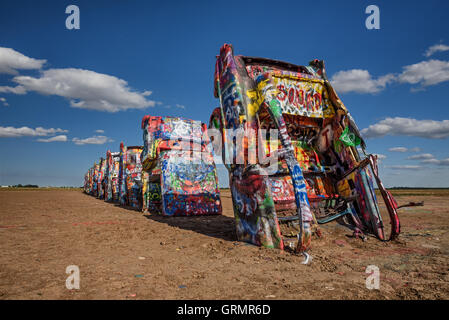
top-left (0, 189), bottom-right (447, 300)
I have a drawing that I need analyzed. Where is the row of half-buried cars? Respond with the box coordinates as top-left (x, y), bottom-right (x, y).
top-left (84, 115), bottom-right (223, 216)
top-left (84, 44), bottom-right (404, 262)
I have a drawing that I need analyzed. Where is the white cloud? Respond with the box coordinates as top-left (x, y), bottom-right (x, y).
top-left (398, 59), bottom-right (449, 87)
top-left (95, 129), bottom-right (104, 133)
top-left (72, 135), bottom-right (114, 145)
top-left (387, 165), bottom-right (423, 170)
top-left (424, 44), bottom-right (449, 57)
top-left (361, 117), bottom-right (449, 139)
top-left (175, 104), bottom-right (186, 109)
top-left (421, 158), bottom-right (449, 166)
top-left (330, 69), bottom-right (395, 94)
top-left (0, 47), bottom-right (46, 74)
top-left (0, 85), bottom-right (27, 94)
top-left (0, 126), bottom-right (68, 138)
top-left (388, 147), bottom-right (421, 153)
top-left (12, 68), bottom-right (156, 112)
top-left (0, 97), bottom-right (7, 107)
top-left (407, 153), bottom-right (434, 160)
top-left (0, 47), bottom-right (159, 112)
top-left (37, 135), bottom-right (68, 143)
top-left (388, 147), bottom-right (408, 153)
top-left (330, 48), bottom-right (449, 94)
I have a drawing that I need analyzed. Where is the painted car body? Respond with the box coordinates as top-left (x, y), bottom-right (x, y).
top-left (141, 115), bottom-right (222, 216)
top-left (118, 143), bottom-right (143, 209)
top-left (84, 168), bottom-right (92, 194)
top-left (105, 150), bottom-right (121, 202)
top-left (211, 44), bottom-right (400, 253)
top-left (97, 157), bottom-right (106, 199)
top-left (92, 162), bottom-right (100, 198)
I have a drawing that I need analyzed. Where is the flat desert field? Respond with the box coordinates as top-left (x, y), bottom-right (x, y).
top-left (0, 188), bottom-right (448, 300)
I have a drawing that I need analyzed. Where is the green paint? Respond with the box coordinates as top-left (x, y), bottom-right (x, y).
top-left (339, 127), bottom-right (361, 147)
top-left (269, 99), bottom-right (281, 118)
top-left (260, 192), bottom-right (274, 209)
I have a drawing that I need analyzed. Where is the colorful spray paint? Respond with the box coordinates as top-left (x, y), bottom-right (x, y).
top-left (211, 44), bottom-right (400, 258)
top-left (118, 142), bottom-right (143, 210)
top-left (141, 115), bottom-right (222, 216)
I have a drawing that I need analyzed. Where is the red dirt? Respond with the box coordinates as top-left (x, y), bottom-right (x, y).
top-left (0, 189), bottom-right (448, 300)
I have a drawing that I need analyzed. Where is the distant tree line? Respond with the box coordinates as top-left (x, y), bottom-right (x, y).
top-left (388, 187), bottom-right (449, 189)
top-left (10, 184), bottom-right (39, 188)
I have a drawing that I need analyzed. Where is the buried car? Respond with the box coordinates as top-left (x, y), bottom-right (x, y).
top-left (97, 157), bottom-right (107, 200)
top-left (91, 161), bottom-right (100, 197)
top-left (84, 168), bottom-right (92, 194)
top-left (105, 150), bottom-right (121, 202)
top-left (140, 115), bottom-right (222, 216)
top-left (118, 143), bottom-right (144, 210)
top-left (210, 44), bottom-right (401, 260)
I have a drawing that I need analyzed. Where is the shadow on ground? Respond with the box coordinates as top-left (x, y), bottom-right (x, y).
top-left (144, 214), bottom-right (237, 242)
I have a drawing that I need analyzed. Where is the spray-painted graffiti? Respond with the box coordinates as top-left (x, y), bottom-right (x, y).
top-left (105, 151), bottom-right (121, 202)
top-left (141, 115), bottom-right (222, 216)
top-left (211, 43), bottom-right (400, 257)
top-left (271, 76), bottom-right (334, 118)
top-left (97, 157), bottom-right (106, 200)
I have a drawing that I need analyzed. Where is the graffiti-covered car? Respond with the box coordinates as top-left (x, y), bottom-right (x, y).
top-left (84, 168), bottom-right (91, 194)
top-left (118, 143), bottom-right (143, 209)
top-left (141, 115), bottom-right (222, 216)
top-left (97, 157), bottom-right (106, 199)
top-left (87, 166), bottom-right (95, 195)
top-left (105, 150), bottom-right (121, 202)
top-left (210, 44), bottom-right (400, 260)
top-left (91, 162), bottom-right (100, 197)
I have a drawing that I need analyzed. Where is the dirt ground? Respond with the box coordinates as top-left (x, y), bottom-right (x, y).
top-left (0, 188), bottom-right (448, 300)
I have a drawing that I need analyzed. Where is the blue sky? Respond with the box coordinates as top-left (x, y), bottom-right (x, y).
top-left (1, 0), bottom-right (448, 187)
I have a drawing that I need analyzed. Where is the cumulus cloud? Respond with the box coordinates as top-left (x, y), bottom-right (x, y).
top-left (424, 44), bottom-right (449, 57)
top-left (421, 158), bottom-right (449, 166)
top-left (72, 135), bottom-right (114, 145)
top-left (388, 147), bottom-right (408, 153)
top-left (0, 47), bottom-right (46, 74)
top-left (95, 129), bottom-right (105, 133)
top-left (0, 126), bottom-right (68, 138)
top-left (0, 47), bottom-right (158, 112)
top-left (398, 59), bottom-right (449, 87)
top-left (330, 69), bottom-right (395, 94)
top-left (37, 135), bottom-right (68, 143)
top-left (387, 165), bottom-right (423, 170)
top-left (0, 85), bottom-right (27, 95)
top-left (175, 104), bottom-right (186, 109)
top-left (407, 153), bottom-right (434, 160)
top-left (388, 147), bottom-right (421, 153)
top-left (12, 68), bottom-right (156, 112)
top-left (0, 97), bottom-right (8, 106)
top-left (330, 46), bottom-right (449, 94)
top-left (361, 117), bottom-right (449, 139)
